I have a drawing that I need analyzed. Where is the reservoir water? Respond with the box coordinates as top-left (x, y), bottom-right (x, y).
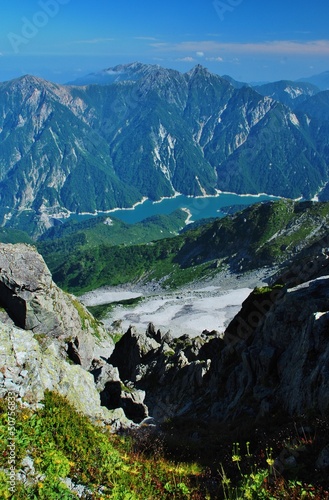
top-left (68, 193), bottom-right (280, 225)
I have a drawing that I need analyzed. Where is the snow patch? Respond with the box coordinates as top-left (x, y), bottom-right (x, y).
top-left (289, 112), bottom-right (300, 126)
top-left (88, 287), bottom-right (253, 338)
top-left (284, 86), bottom-right (303, 99)
top-left (195, 176), bottom-right (207, 196)
top-left (159, 123), bottom-right (167, 141)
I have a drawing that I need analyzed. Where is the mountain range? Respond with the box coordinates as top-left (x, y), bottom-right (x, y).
top-left (1, 62), bottom-right (329, 236)
top-left (298, 69), bottom-right (329, 90)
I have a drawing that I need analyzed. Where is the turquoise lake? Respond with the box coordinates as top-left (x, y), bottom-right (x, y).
top-left (69, 193), bottom-right (280, 224)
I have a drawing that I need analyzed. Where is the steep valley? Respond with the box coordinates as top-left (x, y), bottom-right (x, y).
top-left (1, 63), bottom-right (329, 237)
top-left (1, 62), bottom-right (329, 498)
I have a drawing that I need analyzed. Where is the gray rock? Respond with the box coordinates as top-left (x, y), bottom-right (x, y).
top-left (0, 321), bottom-right (136, 430)
top-left (316, 445), bottom-right (329, 470)
top-left (204, 275), bottom-right (329, 422)
top-left (0, 243), bottom-right (113, 370)
top-left (120, 388), bottom-right (148, 423)
top-left (109, 326), bottom-right (161, 382)
top-left (61, 477), bottom-right (93, 498)
top-left (104, 408), bottom-right (137, 432)
top-left (110, 272), bottom-right (329, 424)
top-left (140, 416), bottom-right (156, 427)
top-left (91, 363), bottom-right (121, 392)
top-left (19, 456), bottom-right (36, 485)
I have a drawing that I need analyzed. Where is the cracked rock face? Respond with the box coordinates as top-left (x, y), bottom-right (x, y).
top-left (0, 243), bottom-right (53, 331)
top-left (0, 243), bottom-right (83, 336)
top-left (205, 275), bottom-right (329, 422)
top-left (109, 324), bottom-right (214, 422)
top-left (0, 243), bottom-right (113, 369)
top-left (0, 243), bottom-right (137, 428)
top-left (0, 323), bottom-right (102, 416)
top-left (0, 322), bottom-right (133, 429)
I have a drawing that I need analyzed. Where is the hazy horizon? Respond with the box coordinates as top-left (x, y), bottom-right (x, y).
top-left (0, 0), bottom-right (328, 84)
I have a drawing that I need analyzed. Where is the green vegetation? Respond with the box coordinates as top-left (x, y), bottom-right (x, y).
top-left (0, 391), bottom-right (202, 499)
top-left (87, 297), bottom-right (143, 321)
top-left (37, 210), bottom-right (187, 271)
top-left (71, 297), bottom-right (103, 339)
top-left (50, 235), bottom-right (186, 294)
top-left (218, 440), bottom-right (329, 500)
top-left (0, 228), bottom-right (33, 245)
top-left (253, 284), bottom-right (284, 295)
top-left (162, 414), bottom-right (329, 499)
top-left (1, 392), bottom-right (328, 499)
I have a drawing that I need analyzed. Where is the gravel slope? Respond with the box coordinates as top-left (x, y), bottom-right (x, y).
top-left (80, 269), bottom-right (274, 338)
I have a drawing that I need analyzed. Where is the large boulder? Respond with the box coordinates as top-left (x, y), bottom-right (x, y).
top-left (206, 275), bottom-right (329, 422)
top-left (0, 243), bottom-right (138, 429)
top-left (0, 243), bottom-right (114, 369)
top-left (109, 324), bottom-right (214, 421)
top-left (0, 322), bottom-right (130, 428)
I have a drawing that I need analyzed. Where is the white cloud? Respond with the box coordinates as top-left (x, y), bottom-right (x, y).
top-left (70, 38), bottom-right (115, 45)
top-left (151, 42), bottom-right (170, 48)
top-left (196, 51), bottom-right (204, 57)
top-left (176, 56), bottom-right (195, 62)
top-left (206, 56), bottom-right (224, 62)
top-left (134, 36), bottom-right (158, 41)
top-left (151, 39), bottom-right (329, 56)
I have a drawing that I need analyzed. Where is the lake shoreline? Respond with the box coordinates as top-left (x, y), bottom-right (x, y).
top-left (62, 192), bottom-right (282, 226)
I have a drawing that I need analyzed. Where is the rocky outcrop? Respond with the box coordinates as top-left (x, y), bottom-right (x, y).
top-left (205, 273), bottom-right (329, 422)
top-left (0, 323), bottom-right (103, 418)
top-left (109, 323), bottom-right (217, 421)
top-left (109, 325), bottom-right (163, 383)
top-left (90, 360), bottom-right (148, 423)
top-left (0, 321), bottom-right (134, 429)
top-left (0, 243), bottom-right (113, 369)
top-left (0, 243), bottom-right (142, 429)
top-left (2, 242), bottom-right (329, 434)
top-left (108, 255), bottom-right (329, 426)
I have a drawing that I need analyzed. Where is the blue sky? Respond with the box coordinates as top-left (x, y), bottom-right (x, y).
top-left (1, 0), bottom-right (329, 83)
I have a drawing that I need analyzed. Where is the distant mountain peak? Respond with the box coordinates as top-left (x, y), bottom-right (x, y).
top-left (187, 64), bottom-right (210, 77)
top-left (103, 61), bottom-right (160, 76)
top-left (67, 61), bottom-right (166, 86)
top-left (0, 73), bottom-right (62, 98)
top-left (10, 74), bottom-right (49, 87)
top-left (297, 70), bottom-right (329, 90)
